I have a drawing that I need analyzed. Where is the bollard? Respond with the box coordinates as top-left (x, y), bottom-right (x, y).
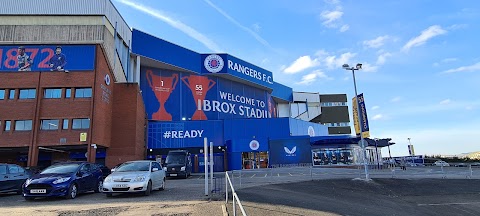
top-left (469, 165), bottom-right (473, 179)
top-left (225, 172), bottom-right (228, 204)
top-left (239, 169), bottom-right (242, 188)
top-left (310, 166), bottom-right (313, 181)
top-left (233, 194), bottom-right (236, 216)
top-left (441, 165), bottom-right (446, 179)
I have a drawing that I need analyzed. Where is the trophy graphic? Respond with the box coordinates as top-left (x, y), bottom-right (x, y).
top-left (182, 75), bottom-right (216, 120)
top-left (146, 70), bottom-right (178, 121)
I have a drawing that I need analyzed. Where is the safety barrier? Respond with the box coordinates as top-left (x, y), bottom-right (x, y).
top-left (225, 171), bottom-right (247, 216)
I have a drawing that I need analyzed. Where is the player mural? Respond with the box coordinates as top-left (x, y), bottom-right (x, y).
top-left (146, 69), bottom-right (179, 121)
top-left (0, 45), bottom-right (95, 72)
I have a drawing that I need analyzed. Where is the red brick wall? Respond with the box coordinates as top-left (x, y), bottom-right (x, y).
top-left (91, 46), bottom-right (114, 149)
top-left (106, 83), bottom-right (146, 168)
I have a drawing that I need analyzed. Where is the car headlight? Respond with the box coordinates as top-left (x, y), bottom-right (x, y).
top-left (104, 176), bottom-right (112, 183)
top-left (52, 177), bottom-right (71, 184)
top-left (25, 178), bottom-right (32, 186)
top-left (134, 175), bottom-right (147, 182)
top-left (163, 167), bottom-right (167, 171)
top-left (181, 166), bottom-right (186, 171)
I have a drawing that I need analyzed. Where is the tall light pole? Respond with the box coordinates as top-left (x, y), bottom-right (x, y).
top-left (343, 63), bottom-right (369, 180)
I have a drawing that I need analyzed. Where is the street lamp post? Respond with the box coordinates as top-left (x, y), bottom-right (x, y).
top-left (343, 63), bottom-right (369, 180)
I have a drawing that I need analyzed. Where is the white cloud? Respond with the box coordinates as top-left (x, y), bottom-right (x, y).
top-left (204, 0), bottom-right (272, 49)
top-left (372, 106), bottom-right (380, 110)
top-left (391, 97), bottom-right (401, 102)
top-left (343, 76), bottom-right (350, 81)
top-left (441, 62), bottom-right (480, 74)
top-left (324, 0), bottom-right (340, 4)
top-left (442, 58), bottom-right (458, 63)
top-left (402, 25), bottom-right (447, 52)
top-left (372, 114), bottom-right (384, 120)
top-left (324, 52), bottom-right (357, 69)
top-left (284, 56), bottom-right (319, 74)
top-left (361, 63), bottom-right (378, 72)
top-left (117, 0), bottom-right (222, 52)
top-left (439, 99), bottom-right (451, 105)
top-left (447, 24), bottom-right (468, 30)
top-left (340, 24), bottom-right (349, 32)
top-left (376, 52), bottom-right (392, 65)
top-left (363, 35), bottom-right (390, 49)
top-left (252, 23), bottom-right (261, 32)
top-left (320, 10), bottom-right (343, 27)
top-left (295, 70), bottom-right (332, 85)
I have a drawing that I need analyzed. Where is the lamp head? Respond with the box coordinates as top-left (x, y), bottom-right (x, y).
top-left (342, 64), bottom-right (350, 69)
top-left (356, 63), bottom-right (362, 69)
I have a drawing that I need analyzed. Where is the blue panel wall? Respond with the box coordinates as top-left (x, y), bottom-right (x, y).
top-left (269, 137), bottom-right (312, 165)
top-left (132, 29), bottom-right (200, 72)
top-left (148, 120), bottom-right (224, 149)
top-left (272, 82), bottom-right (293, 102)
top-left (289, 118), bottom-right (328, 137)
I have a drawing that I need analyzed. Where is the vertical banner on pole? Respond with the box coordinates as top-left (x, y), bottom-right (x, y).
top-left (204, 137), bottom-right (208, 196)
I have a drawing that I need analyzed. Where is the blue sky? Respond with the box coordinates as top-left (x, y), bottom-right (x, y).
top-left (113, 0), bottom-right (480, 157)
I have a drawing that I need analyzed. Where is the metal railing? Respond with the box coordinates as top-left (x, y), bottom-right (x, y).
top-left (225, 171), bottom-right (247, 216)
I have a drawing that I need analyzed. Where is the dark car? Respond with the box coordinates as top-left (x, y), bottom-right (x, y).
top-left (22, 162), bottom-right (103, 200)
top-left (94, 164), bottom-right (111, 179)
top-left (0, 163), bottom-right (30, 194)
top-left (164, 150), bottom-right (192, 179)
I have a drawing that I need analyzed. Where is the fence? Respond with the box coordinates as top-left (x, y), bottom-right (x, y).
top-left (227, 164), bottom-right (480, 190)
top-left (225, 171), bottom-right (247, 216)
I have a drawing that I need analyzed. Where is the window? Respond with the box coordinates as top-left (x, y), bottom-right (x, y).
top-left (15, 120), bottom-right (32, 131)
top-left (0, 165), bottom-right (6, 175)
top-left (9, 89), bottom-right (15, 99)
top-left (72, 118), bottom-right (90, 129)
top-left (8, 165), bottom-right (24, 174)
top-left (0, 89), bottom-right (5, 100)
top-left (63, 119), bottom-right (69, 130)
top-left (65, 88), bottom-right (72, 98)
top-left (41, 119), bottom-right (59, 130)
top-left (44, 88), bottom-right (62, 99)
top-left (4, 120), bottom-right (11, 131)
top-left (75, 88), bottom-right (92, 98)
top-left (19, 89), bottom-right (36, 99)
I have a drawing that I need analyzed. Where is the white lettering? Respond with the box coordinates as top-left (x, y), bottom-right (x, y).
top-left (178, 131), bottom-right (184, 138)
top-left (172, 131), bottom-right (178, 138)
top-left (184, 130), bottom-right (190, 138)
top-left (203, 100), bottom-right (211, 111)
top-left (197, 130), bottom-right (204, 137)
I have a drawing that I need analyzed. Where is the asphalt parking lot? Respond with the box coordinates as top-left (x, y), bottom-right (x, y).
top-left (0, 176), bottom-right (223, 216)
top-left (235, 178), bottom-right (480, 216)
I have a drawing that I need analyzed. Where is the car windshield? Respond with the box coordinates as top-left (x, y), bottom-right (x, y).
top-left (115, 162), bottom-right (150, 172)
top-left (165, 154), bottom-right (185, 164)
top-left (41, 164), bottom-right (80, 174)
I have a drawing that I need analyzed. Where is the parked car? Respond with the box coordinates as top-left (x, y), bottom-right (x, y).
top-left (434, 161), bottom-right (450, 167)
top-left (471, 162), bottom-right (480, 167)
top-left (22, 162), bottom-right (103, 200)
top-left (102, 160), bottom-right (165, 197)
top-left (455, 163), bottom-right (467, 167)
top-left (164, 150), bottom-right (192, 179)
top-left (0, 163), bottom-right (30, 194)
top-left (94, 164), bottom-right (111, 179)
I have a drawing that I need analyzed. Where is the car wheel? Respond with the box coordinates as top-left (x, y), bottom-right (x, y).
top-left (159, 178), bottom-right (166, 191)
top-left (66, 184), bottom-right (78, 199)
top-left (24, 197), bottom-right (35, 201)
top-left (94, 180), bottom-right (103, 193)
top-left (143, 181), bottom-right (152, 196)
top-left (105, 193), bottom-right (113, 197)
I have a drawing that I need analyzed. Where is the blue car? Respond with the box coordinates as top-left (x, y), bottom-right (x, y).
top-left (22, 162), bottom-right (103, 200)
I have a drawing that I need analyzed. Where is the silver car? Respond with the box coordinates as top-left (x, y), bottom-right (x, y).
top-left (102, 160), bottom-right (165, 197)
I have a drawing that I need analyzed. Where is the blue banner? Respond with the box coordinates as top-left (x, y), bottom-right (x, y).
top-left (201, 54), bottom-right (274, 89)
top-left (269, 137), bottom-right (312, 165)
top-left (357, 93), bottom-right (370, 137)
top-left (141, 67), bottom-right (276, 121)
top-left (0, 45), bottom-right (95, 72)
top-left (148, 120), bottom-right (224, 149)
